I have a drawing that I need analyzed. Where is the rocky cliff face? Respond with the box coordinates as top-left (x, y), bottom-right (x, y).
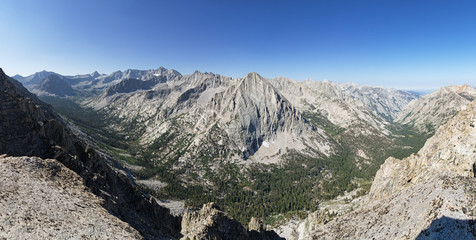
top-left (209, 72), bottom-right (331, 160)
top-left (369, 98), bottom-right (476, 200)
top-left (396, 85), bottom-right (476, 132)
top-left (312, 175), bottom-right (475, 240)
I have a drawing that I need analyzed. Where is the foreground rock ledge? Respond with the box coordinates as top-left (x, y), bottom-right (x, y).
top-left (0, 155), bottom-right (142, 239)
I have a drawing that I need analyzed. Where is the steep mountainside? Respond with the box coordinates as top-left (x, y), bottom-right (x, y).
top-left (340, 83), bottom-right (417, 121)
top-left (369, 98), bottom-right (476, 200)
top-left (31, 74), bottom-right (76, 97)
top-left (0, 68), bottom-right (181, 239)
top-left (209, 72), bottom-right (332, 160)
top-left (396, 85), bottom-right (476, 132)
top-left (268, 76), bottom-right (421, 169)
top-left (281, 98), bottom-right (476, 240)
top-left (269, 77), bottom-right (417, 126)
top-left (91, 71), bottom-right (335, 164)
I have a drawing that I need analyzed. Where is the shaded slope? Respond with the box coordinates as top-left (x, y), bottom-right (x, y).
top-left (31, 74), bottom-right (76, 97)
top-left (12, 70), bottom-right (57, 87)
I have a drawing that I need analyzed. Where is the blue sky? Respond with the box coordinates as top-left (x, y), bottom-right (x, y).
top-left (1, 0), bottom-right (475, 90)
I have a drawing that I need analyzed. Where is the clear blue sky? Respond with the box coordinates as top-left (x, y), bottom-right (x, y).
top-left (1, 0), bottom-right (475, 90)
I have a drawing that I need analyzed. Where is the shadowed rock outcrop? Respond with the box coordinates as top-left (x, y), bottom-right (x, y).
top-left (180, 203), bottom-right (285, 240)
top-left (416, 217), bottom-right (476, 240)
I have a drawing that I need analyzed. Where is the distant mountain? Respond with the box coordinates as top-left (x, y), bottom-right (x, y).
top-left (268, 77), bottom-right (420, 167)
top-left (101, 68), bottom-right (182, 96)
top-left (269, 77), bottom-right (417, 126)
top-left (63, 71), bottom-right (102, 86)
top-left (31, 74), bottom-right (76, 97)
top-left (80, 67), bottom-right (182, 92)
top-left (12, 70), bottom-right (58, 87)
top-left (396, 85), bottom-right (476, 132)
top-left (13, 70), bottom-right (105, 92)
top-left (339, 83), bottom-right (417, 121)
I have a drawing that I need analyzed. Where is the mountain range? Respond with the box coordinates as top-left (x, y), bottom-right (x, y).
top-left (5, 67), bottom-right (476, 239)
